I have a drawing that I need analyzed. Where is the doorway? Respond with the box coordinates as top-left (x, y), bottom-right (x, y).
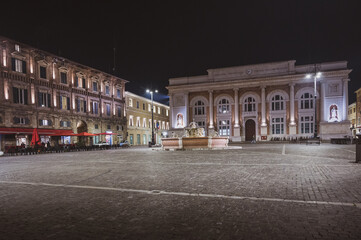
top-left (245, 119), bottom-right (256, 141)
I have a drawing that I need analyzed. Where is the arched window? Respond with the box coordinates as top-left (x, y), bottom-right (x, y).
top-left (300, 93), bottom-right (313, 109)
top-left (244, 97), bottom-right (256, 112)
top-left (271, 95), bottom-right (284, 111)
top-left (194, 100), bottom-right (205, 115)
top-left (218, 99), bottom-right (230, 114)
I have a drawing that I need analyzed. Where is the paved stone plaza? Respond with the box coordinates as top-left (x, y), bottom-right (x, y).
top-left (0, 143), bottom-right (361, 239)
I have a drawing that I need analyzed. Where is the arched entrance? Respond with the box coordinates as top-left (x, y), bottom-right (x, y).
top-left (245, 119), bottom-right (256, 141)
top-left (76, 120), bottom-right (88, 144)
top-left (77, 120), bottom-right (87, 133)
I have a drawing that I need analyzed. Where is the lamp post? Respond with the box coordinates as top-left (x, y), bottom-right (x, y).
top-left (146, 89), bottom-right (158, 145)
top-left (306, 65), bottom-right (321, 138)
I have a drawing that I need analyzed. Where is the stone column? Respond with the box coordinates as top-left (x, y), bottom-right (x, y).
top-left (169, 94), bottom-right (173, 129)
top-left (289, 83), bottom-right (296, 135)
top-left (233, 88), bottom-right (241, 141)
top-left (209, 90), bottom-right (214, 129)
top-left (320, 81), bottom-right (326, 122)
top-left (260, 86), bottom-right (267, 138)
top-left (184, 92), bottom-right (189, 127)
top-left (343, 79), bottom-right (349, 121)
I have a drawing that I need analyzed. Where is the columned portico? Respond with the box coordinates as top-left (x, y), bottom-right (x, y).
top-left (260, 86), bottom-right (267, 138)
top-left (289, 83), bottom-right (296, 135)
top-left (233, 88), bottom-right (241, 141)
top-left (208, 90), bottom-right (214, 129)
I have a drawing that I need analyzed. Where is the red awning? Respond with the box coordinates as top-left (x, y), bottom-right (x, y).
top-left (70, 132), bottom-right (97, 136)
top-left (0, 128), bottom-right (74, 136)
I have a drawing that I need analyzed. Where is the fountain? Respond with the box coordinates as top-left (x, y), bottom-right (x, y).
top-left (161, 122), bottom-right (229, 150)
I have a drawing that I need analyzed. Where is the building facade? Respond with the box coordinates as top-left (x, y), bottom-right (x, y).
top-left (348, 102), bottom-right (356, 137)
top-left (125, 91), bottom-right (169, 145)
top-left (356, 88), bottom-right (361, 135)
top-left (167, 60), bottom-right (351, 141)
top-left (0, 36), bottom-right (127, 150)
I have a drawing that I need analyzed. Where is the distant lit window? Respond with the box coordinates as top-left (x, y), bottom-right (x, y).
top-left (60, 72), bottom-right (67, 84)
top-left (129, 98), bottom-right (133, 107)
top-left (106, 85), bottom-right (110, 95)
top-left (117, 89), bottom-right (121, 98)
top-left (15, 44), bottom-right (20, 52)
top-left (218, 99), bottom-right (230, 114)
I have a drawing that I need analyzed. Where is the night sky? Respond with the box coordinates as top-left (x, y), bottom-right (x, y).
top-left (1, 0), bottom-right (361, 104)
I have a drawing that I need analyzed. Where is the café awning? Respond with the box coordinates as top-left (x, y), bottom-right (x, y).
top-left (0, 128), bottom-right (74, 136)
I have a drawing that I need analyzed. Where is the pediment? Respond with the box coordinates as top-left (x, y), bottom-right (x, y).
top-left (59, 66), bottom-right (69, 72)
top-left (10, 51), bottom-right (26, 60)
top-left (37, 59), bottom-right (50, 66)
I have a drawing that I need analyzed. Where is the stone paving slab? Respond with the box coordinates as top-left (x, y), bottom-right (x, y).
top-left (0, 143), bottom-right (360, 239)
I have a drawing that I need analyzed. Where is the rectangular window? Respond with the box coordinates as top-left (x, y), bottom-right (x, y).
top-left (136, 101), bottom-right (139, 109)
top-left (143, 103), bottom-right (145, 110)
top-left (92, 102), bottom-right (99, 114)
top-left (218, 120), bottom-right (230, 136)
top-left (39, 119), bottom-right (52, 126)
top-left (40, 66), bottom-right (47, 79)
top-left (271, 117), bottom-right (284, 134)
top-left (95, 124), bottom-right (99, 129)
top-left (106, 104), bottom-right (111, 116)
top-left (105, 85), bottom-right (110, 95)
top-left (300, 116), bottom-right (314, 134)
top-left (143, 118), bottom-right (147, 128)
top-left (166, 109), bottom-right (169, 116)
top-left (93, 82), bottom-right (98, 91)
top-left (129, 98), bottom-right (133, 107)
top-left (158, 107), bottom-right (160, 114)
top-left (60, 72), bottom-right (67, 84)
top-left (14, 117), bottom-right (29, 125)
top-left (59, 96), bottom-right (70, 110)
top-left (129, 116), bottom-right (134, 126)
top-left (60, 120), bottom-right (71, 127)
top-left (76, 98), bottom-right (87, 113)
top-left (148, 104), bottom-right (151, 111)
top-left (117, 89), bottom-right (121, 98)
top-left (38, 92), bottom-right (51, 107)
top-left (130, 134), bottom-right (134, 145)
top-left (107, 124), bottom-right (111, 130)
top-left (11, 58), bottom-right (26, 73)
top-left (15, 44), bottom-right (20, 52)
top-left (117, 106), bottom-right (121, 117)
top-left (12, 87), bottom-right (28, 105)
top-left (136, 117), bottom-right (140, 127)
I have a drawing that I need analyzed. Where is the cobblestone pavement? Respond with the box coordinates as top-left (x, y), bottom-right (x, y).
top-left (0, 143), bottom-right (361, 239)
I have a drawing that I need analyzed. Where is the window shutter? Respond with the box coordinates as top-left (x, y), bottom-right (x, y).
top-left (22, 60), bottom-right (26, 74)
top-left (11, 58), bottom-right (16, 71)
top-left (82, 78), bottom-right (86, 89)
top-left (60, 120), bottom-right (63, 127)
top-left (13, 87), bottom-right (19, 103)
top-left (38, 92), bottom-right (42, 106)
top-left (13, 117), bottom-right (20, 124)
top-left (48, 120), bottom-right (52, 126)
top-left (59, 96), bottom-right (62, 109)
top-left (39, 120), bottom-right (43, 126)
top-left (24, 89), bottom-right (28, 105)
top-left (67, 97), bottom-right (70, 110)
top-left (25, 118), bottom-right (30, 125)
top-left (84, 100), bottom-right (87, 113)
top-left (48, 94), bottom-right (51, 107)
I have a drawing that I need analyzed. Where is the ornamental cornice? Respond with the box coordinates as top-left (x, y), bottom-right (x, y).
top-left (168, 69), bottom-right (351, 94)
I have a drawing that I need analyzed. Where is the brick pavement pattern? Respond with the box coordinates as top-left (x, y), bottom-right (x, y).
top-left (0, 143), bottom-right (361, 239)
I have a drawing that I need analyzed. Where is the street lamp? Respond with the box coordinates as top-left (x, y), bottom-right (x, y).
top-left (306, 65), bottom-right (321, 138)
top-left (146, 89), bottom-right (158, 145)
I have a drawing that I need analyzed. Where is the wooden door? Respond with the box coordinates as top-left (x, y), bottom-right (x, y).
top-left (245, 119), bottom-right (256, 141)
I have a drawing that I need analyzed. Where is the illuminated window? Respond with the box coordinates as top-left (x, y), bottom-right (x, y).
top-left (11, 58), bottom-right (26, 73)
top-left (38, 92), bottom-right (51, 107)
top-left (59, 95), bottom-right (70, 110)
top-left (129, 98), bottom-right (133, 107)
top-left (218, 99), bottom-right (230, 114)
top-left (148, 104), bottom-right (151, 111)
top-left (129, 115), bottom-right (134, 126)
top-left (218, 119), bottom-right (230, 136)
top-left (158, 107), bottom-right (160, 114)
top-left (271, 117), bottom-right (284, 134)
top-left (15, 44), bottom-right (20, 52)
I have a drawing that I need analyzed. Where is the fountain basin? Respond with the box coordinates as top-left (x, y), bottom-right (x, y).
top-left (162, 137), bottom-right (229, 150)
